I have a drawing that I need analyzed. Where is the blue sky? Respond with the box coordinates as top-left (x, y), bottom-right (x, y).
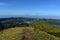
top-left (0, 0), bottom-right (60, 18)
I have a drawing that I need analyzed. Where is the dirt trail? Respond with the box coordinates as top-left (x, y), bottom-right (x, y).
top-left (21, 27), bottom-right (32, 40)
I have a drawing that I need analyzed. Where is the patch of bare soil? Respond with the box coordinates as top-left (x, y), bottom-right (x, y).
top-left (21, 27), bottom-right (32, 40)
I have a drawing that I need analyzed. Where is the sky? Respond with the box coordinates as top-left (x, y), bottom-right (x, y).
top-left (0, 0), bottom-right (60, 18)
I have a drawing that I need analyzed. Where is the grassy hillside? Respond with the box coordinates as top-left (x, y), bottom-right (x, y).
top-left (32, 22), bottom-right (60, 32)
top-left (33, 30), bottom-right (60, 40)
top-left (0, 27), bottom-right (33, 40)
top-left (32, 22), bottom-right (60, 38)
top-left (0, 21), bottom-right (60, 40)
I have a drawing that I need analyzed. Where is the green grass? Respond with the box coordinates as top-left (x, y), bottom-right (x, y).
top-left (0, 22), bottom-right (60, 40)
top-left (0, 27), bottom-right (33, 40)
top-left (32, 30), bottom-right (60, 40)
top-left (32, 22), bottom-right (60, 38)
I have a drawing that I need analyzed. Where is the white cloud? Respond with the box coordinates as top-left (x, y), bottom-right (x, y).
top-left (0, 2), bottom-right (8, 6)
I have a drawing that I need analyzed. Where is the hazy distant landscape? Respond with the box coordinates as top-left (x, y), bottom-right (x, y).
top-left (0, 17), bottom-right (60, 30)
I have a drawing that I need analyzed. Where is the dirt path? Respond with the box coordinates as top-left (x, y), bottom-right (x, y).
top-left (21, 27), bottom-right (32, 40)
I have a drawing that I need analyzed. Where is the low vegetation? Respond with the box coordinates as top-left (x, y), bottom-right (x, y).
top-left (0, 22), bottom-right (60, 40)
top-left (0, 18), bottom-right (60, 40)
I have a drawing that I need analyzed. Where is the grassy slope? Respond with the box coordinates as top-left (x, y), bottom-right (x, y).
top-left (33, 30), bottom-right (60, 40)
top-left (32, 22), bottom-right (60, 38)
top-left (0, 22), bottom-right (60, 40)
top-left (0, 26), bottom-right (60, 40)
top-left (0, 27), bottom-right (33, 40)
top-left (32, 22), bottom-right (60, 32)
